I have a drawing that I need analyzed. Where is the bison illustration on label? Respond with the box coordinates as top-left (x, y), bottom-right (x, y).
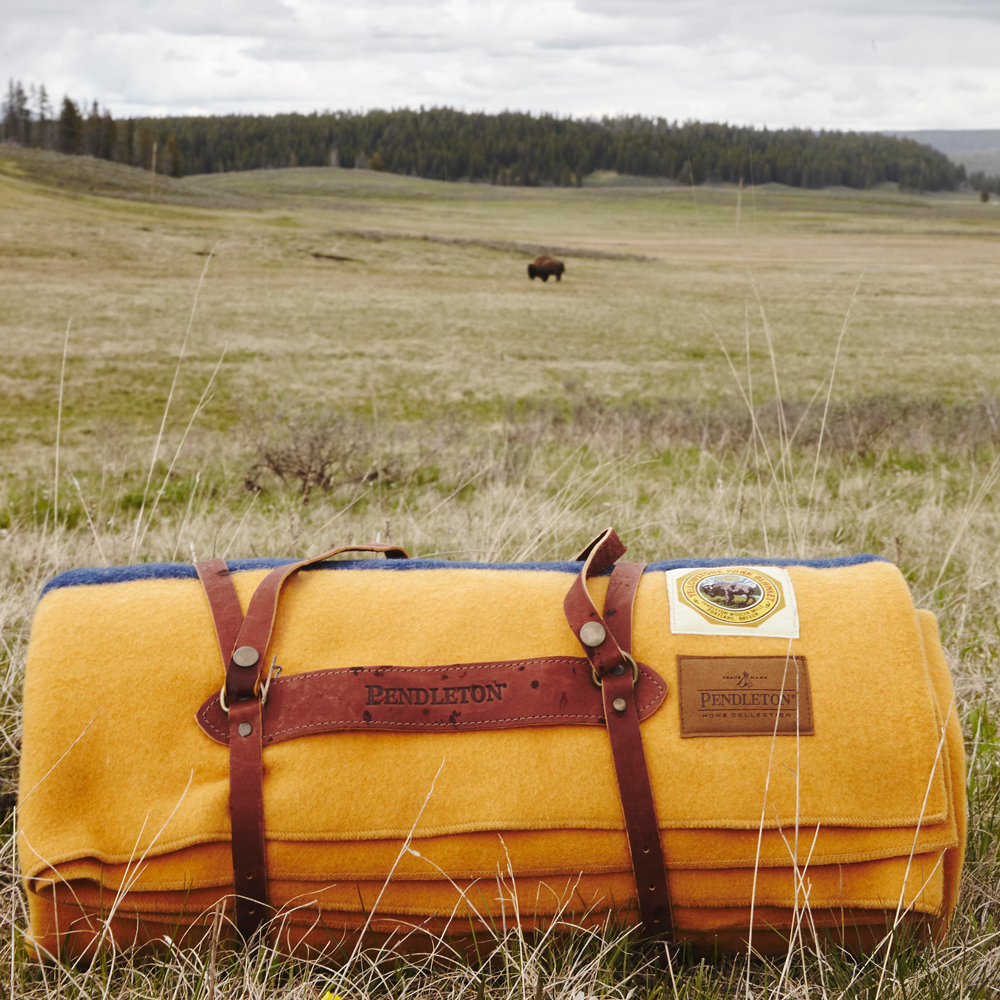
top-left (678, 568), bottom-right (785, 626)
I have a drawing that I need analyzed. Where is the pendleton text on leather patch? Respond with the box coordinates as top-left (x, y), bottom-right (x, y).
top-left (665, 565), bottom-right (800, 638)
top-left (677, 656), bottom-right (814, 737)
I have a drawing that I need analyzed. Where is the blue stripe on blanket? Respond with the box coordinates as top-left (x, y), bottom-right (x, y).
top-left (40, 553), bottom-right (888, 596)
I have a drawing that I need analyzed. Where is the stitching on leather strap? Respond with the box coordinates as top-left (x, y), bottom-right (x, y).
top-left (195, 658), bottom-right (667, 745)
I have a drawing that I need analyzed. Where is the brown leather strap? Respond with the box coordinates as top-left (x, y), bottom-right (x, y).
top-left (195, 559), bottom-right (268, 942)
top-left (227, 544), bottom-right (408, 694)
top-left (226, 692), bottom-right (268, 942)
top-left (196, 655), bottom-right (668, 745)
top-left (564, 533), bottom-right (673, 941)
top-left (195, 559), bottom-right (244, 671)
top-left (603, 560), bottom-right (644, 653)
top-left (601, 562), bottom-right (673, 941)
top-left (563, 528), bottom-right (630, 677)
top-left (197, 544), bottom-right (408, 944)
top-left (572, 528), bottom-right (618, 563)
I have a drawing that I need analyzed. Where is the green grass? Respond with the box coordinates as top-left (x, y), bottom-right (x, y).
top-left (3, 143), bottom-right (1000, 998)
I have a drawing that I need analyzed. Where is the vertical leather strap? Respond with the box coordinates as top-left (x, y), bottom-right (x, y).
top-left (602, 562), bottom-right (674, 941)
top-left (225, 696), bottom-right (268, 941)
top-left (564, 532), bottom-right (674, 941)
top-left (197, 544), bottom-right (410, 945)
top-left (603, 561), bottom-right (644, 653)
top-left (195, 559), bottom-right (269, 942)
top-left (195, 559), bottom-right (244, 669)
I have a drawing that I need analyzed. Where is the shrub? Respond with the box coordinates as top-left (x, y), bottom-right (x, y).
top-left (244, 410), bottom-right (377, 503)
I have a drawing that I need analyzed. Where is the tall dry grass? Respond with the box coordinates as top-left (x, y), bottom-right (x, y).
top-left (2, 291), bottom-right (1000, 999)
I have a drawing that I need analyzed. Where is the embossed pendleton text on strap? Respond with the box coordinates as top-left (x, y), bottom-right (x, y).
top-left (196, 656), bottom-right (668, 745)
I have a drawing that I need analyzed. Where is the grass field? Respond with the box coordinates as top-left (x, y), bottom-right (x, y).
top-left (3, 142), bottom-right (1000, 998)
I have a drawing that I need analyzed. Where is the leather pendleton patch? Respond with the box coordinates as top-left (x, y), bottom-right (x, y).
top-left (196, 657), bottom-right (668, 745)
top-left (677, 656), bottom-right (813, 738)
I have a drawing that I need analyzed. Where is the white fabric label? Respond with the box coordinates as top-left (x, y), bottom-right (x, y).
top-left (665, 565), bottom-right (800, 638)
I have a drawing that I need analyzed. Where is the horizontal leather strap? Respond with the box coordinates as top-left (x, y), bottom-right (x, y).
top-left (195, 656), bottom-right (668, 746)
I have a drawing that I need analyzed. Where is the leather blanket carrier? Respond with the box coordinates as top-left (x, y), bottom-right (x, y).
top-left (18, 529), bottom-right (966, 958)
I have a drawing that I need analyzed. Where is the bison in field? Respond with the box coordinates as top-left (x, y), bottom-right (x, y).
top-left (528, 256), bottom-right (565, 281)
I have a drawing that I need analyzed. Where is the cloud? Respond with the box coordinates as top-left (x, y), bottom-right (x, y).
top-left (1, 0), bottom-right (998, 128)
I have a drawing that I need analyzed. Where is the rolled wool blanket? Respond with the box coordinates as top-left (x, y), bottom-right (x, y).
top-left (18, 533), bottom-right (965, 958)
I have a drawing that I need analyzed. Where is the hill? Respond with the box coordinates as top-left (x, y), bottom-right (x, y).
top-left (882, 129), bottom-right (1000, 154)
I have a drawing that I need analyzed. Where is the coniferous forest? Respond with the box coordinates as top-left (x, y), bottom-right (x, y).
top-left (1, 78), bottom-right (974, 192)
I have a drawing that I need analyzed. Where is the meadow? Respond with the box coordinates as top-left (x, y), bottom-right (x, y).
top-left (3, 143), bottom-right (1000, 997)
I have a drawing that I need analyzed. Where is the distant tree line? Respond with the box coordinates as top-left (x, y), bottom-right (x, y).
top-left (2, 79), bottom-right (967, 192)
top-left (970, 170), bottom-right (1000, 195)
top-left (2, 80), bottom-right (183, 175)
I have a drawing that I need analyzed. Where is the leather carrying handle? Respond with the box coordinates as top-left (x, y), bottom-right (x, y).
top-left (563, 528), bottom-right (630, 678)
top-left (227, 543), bottom-right (408, 697)
top-left (572, 529), bottom-right (618, 563)
top-left (197, 537), bottom-right (673, 944)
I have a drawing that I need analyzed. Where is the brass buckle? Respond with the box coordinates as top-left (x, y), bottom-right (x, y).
top-left (259, 656), bottom-right (282, 706)
top-left (591, 652), bottom-right (638, 688)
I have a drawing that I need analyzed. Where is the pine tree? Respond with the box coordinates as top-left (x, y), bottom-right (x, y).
top-left (138, 123), bottom-right (154, 169)
top-left (58, 97), bottom-right (83, 154)
top-left (37, 85), bottom-right (53, 149)
top-left (121, 119), bottom-right (136, 165)
top-left (2, 79), bottom-right (30, 144)
top-left (164, 133), bottom-right (182, 176)
top-left (97, 109), bottom-right (117, 160)
top-left (84, 100), bottom-right (102, 156)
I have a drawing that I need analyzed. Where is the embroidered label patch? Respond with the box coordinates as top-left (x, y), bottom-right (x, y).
top-left (677, 656), bottom-right (814, 737)
top-left (665, 565), bottom-right (799, 637)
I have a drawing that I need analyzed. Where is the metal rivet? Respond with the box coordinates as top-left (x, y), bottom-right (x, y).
top-left (579, 621), bottom-right (607, 647)
top-left (613, 663), bottom-right (625, 676)
top-left (238, 722), bottom-right (252, 737)
top-left (233, 646), bottom-right (259, 668)
top-left (613, 697), bottom-right (627, 713)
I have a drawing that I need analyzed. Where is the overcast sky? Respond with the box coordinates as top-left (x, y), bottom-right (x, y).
top-left (2, 0), bottom-right (998, 129)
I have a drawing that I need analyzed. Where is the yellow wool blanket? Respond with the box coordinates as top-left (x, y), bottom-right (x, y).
top-left (18, 555), bottom-right (965, 957)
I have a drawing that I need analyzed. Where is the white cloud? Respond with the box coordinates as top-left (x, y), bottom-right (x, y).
top-left (1, 0), bottom-right (998, 128)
